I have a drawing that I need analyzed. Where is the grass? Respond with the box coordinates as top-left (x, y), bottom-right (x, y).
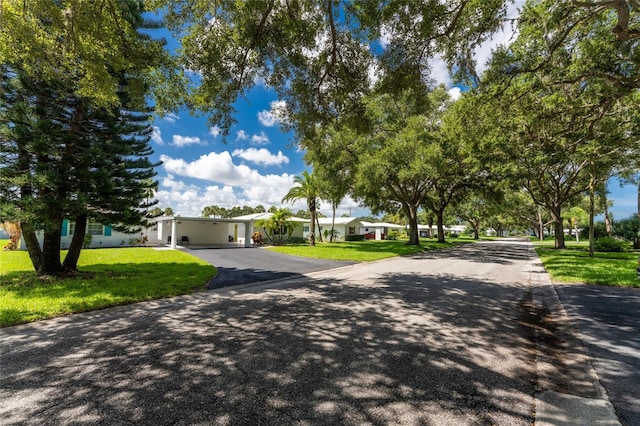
top-left (533, 240), bottom-right (640, 288)
top-left (267, 238), bottom-right (462, 262)
top-left (0, 248), bottom-right (216, 327)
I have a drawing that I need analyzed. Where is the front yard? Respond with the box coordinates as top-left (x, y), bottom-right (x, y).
top-left (0, 247), bottom-right (216, 327)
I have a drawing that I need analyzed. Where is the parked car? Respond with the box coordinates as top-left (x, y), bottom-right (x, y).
top-left (363, 232), bottom-right (385, 240)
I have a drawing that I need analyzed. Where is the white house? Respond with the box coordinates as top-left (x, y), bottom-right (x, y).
top-left (359, 221), bottom-right (405, 240)
top-left (19, 218), bottom-right (148, 250)
top-left (300, 217), bottom-right (363, 241)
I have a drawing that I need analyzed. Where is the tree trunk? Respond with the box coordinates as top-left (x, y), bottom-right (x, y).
top-left (473, 224), bottom-right (479, 240)
top-left (589, 177), bottom-right (595, 258)
top-left (553, 218), bottom-right (565, 249)
top-left (330, 203), bottom-right (336, 242)
top-left (428, 217), bottom-right (433, 238)
top-left (40, 221), bottom-right (64, 275)
top-left (20, 222), bottom-right (43, 272)
top-left (436, 211), bottom-right (446, 243)
top-left (316, 214), bottom-right (323, 242)
top-left (63, 213), bottom-right (87, 270)
top-left (406, 206), bottom-right (420, 245)
top-left (309, 208), bottom-right (316, 246)
top-left (538, 207), bottom-right (544, 241)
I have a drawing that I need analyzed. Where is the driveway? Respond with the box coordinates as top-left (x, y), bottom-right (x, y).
top-left (0, 239), bottom-right (634, 425)
top-left (184, 246), bottom-right (356, 289)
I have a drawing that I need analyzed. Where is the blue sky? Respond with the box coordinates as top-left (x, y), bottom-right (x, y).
top-left (145, 3), bottom-right (638, 221)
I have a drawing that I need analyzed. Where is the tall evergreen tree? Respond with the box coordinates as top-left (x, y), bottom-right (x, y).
top-left (0, 1), bottom-right (165, 275)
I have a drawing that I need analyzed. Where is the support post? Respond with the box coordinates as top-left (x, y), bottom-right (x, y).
top-left (170, 219), bottom-right (177, 249)
top-left (244, 221), bottom-right (253, 247)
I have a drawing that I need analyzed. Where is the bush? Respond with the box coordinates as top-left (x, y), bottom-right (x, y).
top-left (579, 221), bottom-right (608, 240)
top-left (285, 236), bottom-right (306, 244)
top-left (345, 234), bottom-right (365, 241)
top-left (387, 230), bottom-right (399, 240)
top-left (594, 237), bottom-right (625, 252)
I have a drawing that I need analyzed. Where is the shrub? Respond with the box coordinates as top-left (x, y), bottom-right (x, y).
top-left (387, 230), bottom-right (399, 240)
top-left (285, 236), bottom-right (306, 244)
top-left (345, 234), bottom-right (365, 241)
top-left (594, 237), bottom-right (625, 252)
top-left (579, 222), bottom-right (608, 240)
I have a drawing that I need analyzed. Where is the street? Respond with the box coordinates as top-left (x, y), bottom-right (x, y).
top-left (1, 239), bottom-right (635, 425)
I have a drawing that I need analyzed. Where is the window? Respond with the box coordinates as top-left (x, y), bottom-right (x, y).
top-left (69, 220), bottom-right (105, 236)
top-left (303, 226), bottom-right (309, 232)
top-left (87, 221), bottom-right (104, 236)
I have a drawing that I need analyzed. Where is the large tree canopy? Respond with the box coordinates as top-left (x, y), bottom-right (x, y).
top-left (0, 1), bottom-right (168, 275)
top-left (0, 0), bottom-right (174, 108)
top-left (148, 0), bottom-right (514, 142)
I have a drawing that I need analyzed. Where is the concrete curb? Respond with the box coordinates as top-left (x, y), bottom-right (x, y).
top-left (526, 251), bottom-right (621, 426)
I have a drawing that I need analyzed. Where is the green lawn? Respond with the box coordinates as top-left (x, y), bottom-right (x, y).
top-left (534, 243), bottom-right (640, 288)
top-left (267, 238), bottom-right (461, 262)
top-left (0, 248), bottom-right (216, 327)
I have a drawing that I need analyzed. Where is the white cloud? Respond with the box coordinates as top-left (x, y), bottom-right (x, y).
top-left (151, 126), bottom-right (164, 145)
top-left (429, 54), bottom-right (452, 87)
top-left (257, 100), bottom-right (288, 127)
top-left (473, 1), bottom-right (524, 75)
top-left (232, 148), bottom-right (290, 166)
top-left (210, 126), bottom-right (221, 138)
top-left (158, 153), bottom-right (297, 214)
top-left (172, 135), bottom-right (205, 147)
top-left (251, 131), bottom-right (270, 145)
top-left (163, 113), bottom-right (180, 124)
top-left (236, 130), bottom-right (249, 141)
top-left (155, 175), bottom-right (241, 217)
top-left (448, 87), bottom-right (462, 101)
top-left (160, 152), bottom-right (294, 196)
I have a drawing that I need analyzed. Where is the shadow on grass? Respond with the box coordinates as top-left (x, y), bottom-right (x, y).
top-left (0, 262), bottom-right (215, 327)
top-left (536, 248), bottom-right (640, 287)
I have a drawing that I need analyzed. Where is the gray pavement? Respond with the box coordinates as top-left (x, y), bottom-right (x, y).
top-left (554, 284), bottom-right (640, 425)
top-left (183, 246), bottom-right (355, 289)
top-left (0, 239), bottom-right (635, 425)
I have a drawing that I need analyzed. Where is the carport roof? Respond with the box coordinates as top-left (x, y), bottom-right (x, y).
top-left (153, 215), bottom-right (254, 223)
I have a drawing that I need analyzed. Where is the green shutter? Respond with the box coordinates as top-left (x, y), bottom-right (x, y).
top-left (104, 225), bottom-right (112, 236)
top-left (61, 219), bottom-right (68, 237)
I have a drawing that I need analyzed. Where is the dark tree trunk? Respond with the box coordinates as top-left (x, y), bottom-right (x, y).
top-left (538, 208), bottom-right (544, 241)
top-left (436, 211), bottom-right (446, 243)
top-left (553, 219), bottom-right (565, 249)
top-left (63, 213), bottom-right (87, 270)
top-left (588, 173), bottom-right (596, 257)
top-left (20, 222), bottom-right (43, 272)
top-left (40, 221), bottom-right (64, 275)
top-left (406, 206), bottom-right (420, 245)
top-left (428, 217), bottom-right (433, 238)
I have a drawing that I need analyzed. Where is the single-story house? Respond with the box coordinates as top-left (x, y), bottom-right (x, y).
top-left (359, 221), bottom-right (405, 240)
top-left (19, 218), bottom-right (148, 250)
top-left (300, 217), bottom-right (363, 241)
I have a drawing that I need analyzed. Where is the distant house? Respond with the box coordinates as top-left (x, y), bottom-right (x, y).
top-left (299, 217), bottom-right (363, 241)
top-left (359, 221), bottom-right (405, 240)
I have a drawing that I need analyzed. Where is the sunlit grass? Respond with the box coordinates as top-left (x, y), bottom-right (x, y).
top-left (0, 248), bottom-right (216, 327)
top-left (267, 239), bottom-right (463, 262)
top-left (534, 244), bottom-right (639, 288)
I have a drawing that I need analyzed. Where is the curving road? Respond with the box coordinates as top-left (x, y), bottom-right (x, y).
top-left (1, 239), bottom-right (637, 425)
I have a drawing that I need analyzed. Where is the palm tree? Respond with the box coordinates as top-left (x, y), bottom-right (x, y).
top-left (282, 171), bottom-right (321, 246)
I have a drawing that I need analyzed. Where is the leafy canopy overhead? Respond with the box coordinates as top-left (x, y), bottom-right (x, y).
top-left (148, 0), bottom-right (514, 140)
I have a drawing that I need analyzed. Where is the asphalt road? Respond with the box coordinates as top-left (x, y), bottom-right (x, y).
top-left (0, 239), bottom-right (636, 425)
top-left (184, 246), bottom-right (355, 289)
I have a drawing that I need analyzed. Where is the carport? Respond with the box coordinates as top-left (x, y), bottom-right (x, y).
top-left (149, 216), bottom-right (256, 248)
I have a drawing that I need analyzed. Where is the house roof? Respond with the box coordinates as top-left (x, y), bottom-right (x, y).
top-left (360, 221), bottom-right (406, 229)
top-left (317, 217), bottom-right (362, 226)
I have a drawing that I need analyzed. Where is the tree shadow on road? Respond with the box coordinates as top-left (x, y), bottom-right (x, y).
top-left (2, 270), bottom-right (545, 425)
